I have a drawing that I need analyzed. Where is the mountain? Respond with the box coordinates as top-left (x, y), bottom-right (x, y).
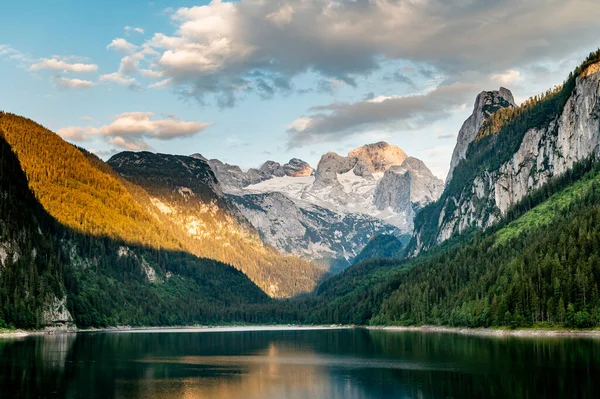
top-left (310, 156), bottom-right (600, 328)
top-left (0, 130), bottom-right (70, 328)
top-left (228, 192), bottom-right (400, 273)
top-left (411, 50), bottom-right (600, 253)
top-left (107, 151), bottom-right (326, 298)
top-left (0, 118), bottom-right (271, 329)
top-left (195, 156), bottom-right (315, 191)
top-left (446, 88), bottom-right (516, 183)
top-left (203, 142), bottom-right (440, 272)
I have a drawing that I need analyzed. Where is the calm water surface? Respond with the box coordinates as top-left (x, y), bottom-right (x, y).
top-left (1, 327), bottom-right (599, 398)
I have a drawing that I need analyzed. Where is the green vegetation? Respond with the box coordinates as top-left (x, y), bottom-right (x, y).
top-left (352, 234), bottom-right (404, 265)
top-left (411, 49), bottom-right (600, 251)
top-left (307, 161), bottom-right (600, 329)
top-left (0, 113), bottom-right (324, 299)
top-left (0, 131), bottom-right (273, 329)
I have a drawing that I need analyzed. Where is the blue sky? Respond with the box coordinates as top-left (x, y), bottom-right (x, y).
top-left (1, 0), bottom-right (599, 179)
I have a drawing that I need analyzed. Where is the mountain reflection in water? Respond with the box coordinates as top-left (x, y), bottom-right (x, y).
top-left (1, 327), bottom-right (599, 398)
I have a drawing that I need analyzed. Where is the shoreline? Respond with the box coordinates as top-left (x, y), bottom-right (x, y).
top-left (0, 324), bottom-right (349, 338)
top-left (4, 324), bottom-right (600, 338)
top-left (369, 325), bottom-right (600, 338)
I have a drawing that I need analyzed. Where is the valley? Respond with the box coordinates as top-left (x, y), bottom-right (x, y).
top-left (1, 49), bottom-right (600, 334)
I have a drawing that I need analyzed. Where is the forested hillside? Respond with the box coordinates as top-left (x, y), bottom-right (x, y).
top-left (305, 157), bottom-right (600, 328)
top-left (0, 132), bottom-right (65, 328)
top-left (0, 130), bottom-right (272, 329)
top-left (411, 49), bottom-right (600, 253)
top-left (0, 113), bottom-right (325, 298)
top-left (108, 151), bottom-right (326, 298)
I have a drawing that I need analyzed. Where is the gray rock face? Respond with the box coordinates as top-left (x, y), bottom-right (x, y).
top-left (228, 191), bottom-right (401, 273)
top-left (196, 154), bottom-right (314, 191)
top-left (198, 142), bottom-right (441, 264)
top-left (259, 161), bottom-right (285, 178)
top-left (374, 157), bottom-right (444, 227)
top-left (446, 88), bottom-right (516, 184)
top-left (283, 158), bottom-right (313, 177)
top-left (42, 295), bottom-right (73, 325)
top-left (312, 142), bottom-right (407, 188)
top-left (413, 62), bottom-right (600, 253)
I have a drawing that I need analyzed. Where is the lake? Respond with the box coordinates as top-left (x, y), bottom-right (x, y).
top-left (1, 327), bottom-right (599, 398)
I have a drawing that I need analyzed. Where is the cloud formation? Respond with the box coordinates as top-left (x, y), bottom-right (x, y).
top-left (107, 38), bottom-right (138, 54)
top-left (30, 56), bottom-right (98, 73)
top-left (288, 83), bottom-right (478, 146)
top-left (58, 112), bottom-right (212, 150)
top-left (107, 0), bottom-right (600, 106)
top-left (53, 76), bottom-right (94, 89)
top-left (124, 26), bottom-right (144, 35)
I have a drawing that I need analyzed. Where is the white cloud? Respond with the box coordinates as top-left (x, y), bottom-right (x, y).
top-left (125, 26), bottom-right (145, 35)
top-left (0, 44), bottom-right (29, 63)
top-left (265, 4), bottom-right (294, 27)
top-left (107, 38), bottom-right (138, 54)
top-left (30, 56), bottom-right (98, 73)
top-left (288, 82), bottom-right (478, 146)
top-left (54, 76), bottom-right (94, 89)
top-left (148, 78), bottom-right (172, 88)
top-left (490, 69), bottom-right (524, 86)
top-left (58, 112), bottom-right (213, 150)
top-left (108, 136), bottom-right (151, 151)
top-left (98, 72), bottom-right (136, 85)
top-left (113, 0), bottom-right (600, 106)
top-left (57, 126), bottom-right (90, 141)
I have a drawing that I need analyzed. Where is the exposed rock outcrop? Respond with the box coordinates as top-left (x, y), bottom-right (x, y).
top-left (348, 141), bottom-right (408, 173)
top-left (374, 157), bottom-right (444, 219)
top-left (446, 88), bottom-right (516, 184)
top-left (229, 191), bottom-right (400, 273)
top-left (283, 158), bottom-right (313, 177)
top-left (413, 61), bottom-right (600, 253)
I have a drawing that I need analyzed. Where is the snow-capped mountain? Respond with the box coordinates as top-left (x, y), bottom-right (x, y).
top-left (228, 192), bottom-right (400, 273)
top-left (193, 142), bottom-right (441, 272)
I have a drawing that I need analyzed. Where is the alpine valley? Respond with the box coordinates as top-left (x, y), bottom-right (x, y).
top-left (2, 49), bottom-right (600, 333)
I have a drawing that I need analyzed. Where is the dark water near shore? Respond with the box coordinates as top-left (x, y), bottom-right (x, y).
top-left (1, 327), bottom-right (599, 398)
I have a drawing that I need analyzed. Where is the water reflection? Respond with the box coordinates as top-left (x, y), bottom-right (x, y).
top-left (1, 328), bottom-right (600, 398)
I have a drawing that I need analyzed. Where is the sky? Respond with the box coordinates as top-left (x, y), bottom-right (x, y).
top-left (1, 0), bottom-right (599, 180)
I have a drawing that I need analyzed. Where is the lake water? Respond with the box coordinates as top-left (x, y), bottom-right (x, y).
top-left (1, 327), bottom-right (599, 398)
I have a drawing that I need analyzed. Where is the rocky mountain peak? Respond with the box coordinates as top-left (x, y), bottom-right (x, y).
top-left (259, 160), bottom-right (285, 178)
top-left (373, 157), bottom-right (444, 227)
top-left (446, 87), bottom-right (516, 184)
top-left (283, 158), bottom-right (313, 177)
top-left (348, 141), bottom-right (408, 173)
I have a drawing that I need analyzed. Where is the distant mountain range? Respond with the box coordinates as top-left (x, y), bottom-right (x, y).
top-left (192, 142), bottom-right (443, 270)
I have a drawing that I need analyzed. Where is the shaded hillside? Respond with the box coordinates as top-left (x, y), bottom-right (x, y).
top-left (108, 151), bottom-right (326, 298)
top-left (0, 112), bottom-right (325, 298)
top-left (352, 234), bottom-right (404, 265)
top-left (0, 112), bottom-right (182, 251)
top-left (0, 131), bottom-right (271, 329)
top-left (0, 132), bottom-right (66, 328)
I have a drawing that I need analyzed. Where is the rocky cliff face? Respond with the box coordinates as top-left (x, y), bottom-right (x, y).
top-left (283, 158), bottom-right (314, 177)
top-left (348, 141), bottom-right (408, 173)
top-left (228, 191), bottom-right (400, 273)
top-left (446, 88), bottom-right (516, 184)
top-left (195, 156), bottom-right (315, 191)
top-left (412, 60), bottom-right (600, 253)
top-left (201, 142), bottom-right (440, 270)
top-left (374, 157), bottom-right (444, 225)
